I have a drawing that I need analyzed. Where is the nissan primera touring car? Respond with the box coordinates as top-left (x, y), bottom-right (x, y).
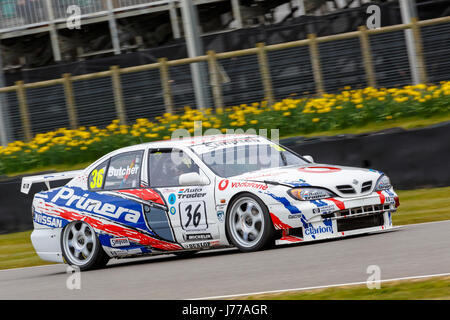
top-left (22, 134), bottom-right (399, 270)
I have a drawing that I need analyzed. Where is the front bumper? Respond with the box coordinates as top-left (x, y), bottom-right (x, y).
top-left (269, 189), bottom-right (398, 243)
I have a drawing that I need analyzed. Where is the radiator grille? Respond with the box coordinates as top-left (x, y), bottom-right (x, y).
top-left (337, 212), bottom-right (384, 232)
top-left (320, 204), bottom-right (391, 220)
top-left (361, 181), bottom-right (373, 193)
top-left (336, 185), bottom-right (356, 194)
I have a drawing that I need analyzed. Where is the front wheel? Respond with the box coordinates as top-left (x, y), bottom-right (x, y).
top-left (226, 193), bottom-right (274, 252)
top-left (61, 221), bottom-right (109, 271)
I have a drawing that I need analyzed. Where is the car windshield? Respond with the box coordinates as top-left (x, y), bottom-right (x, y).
top-left (194, 143), bottom-right (308, 178)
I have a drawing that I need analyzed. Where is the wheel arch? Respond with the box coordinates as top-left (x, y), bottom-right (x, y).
top-left (60, 219), bottom-right (109, 270)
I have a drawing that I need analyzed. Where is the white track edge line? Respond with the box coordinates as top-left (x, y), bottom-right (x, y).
top-left (191, 272), bottom-right (450, 300)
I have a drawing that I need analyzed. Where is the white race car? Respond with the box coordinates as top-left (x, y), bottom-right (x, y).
top-left (22, 134), bottom-right (399, 270)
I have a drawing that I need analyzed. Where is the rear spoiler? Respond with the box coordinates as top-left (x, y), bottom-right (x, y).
top-left (21, 170), bottom-right (83, 194)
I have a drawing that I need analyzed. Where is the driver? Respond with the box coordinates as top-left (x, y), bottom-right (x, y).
top-left (162, 155), bottom-right (197, 186)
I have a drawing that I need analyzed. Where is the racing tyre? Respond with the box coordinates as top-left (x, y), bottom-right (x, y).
top-left (226, 193), bottom-right (275, 252)
top-left (61, 221), bottom-right (109, 271)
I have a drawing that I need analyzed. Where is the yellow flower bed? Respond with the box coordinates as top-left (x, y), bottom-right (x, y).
top-left (0, 81), bottom-right (449, 174)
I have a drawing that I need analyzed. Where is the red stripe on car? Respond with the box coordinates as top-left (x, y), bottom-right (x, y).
top-left (377, 191), bottom-right (385, 204)
top-left (327, 198), bottom-right (345, 210)
top-left (270, 213), bottom-right (292, 230)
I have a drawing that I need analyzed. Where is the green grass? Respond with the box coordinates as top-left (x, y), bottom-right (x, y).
top-left (0, 231), bottom-right (55, 270)
top-left (394, 187), bottom-right (450, 225)
top-left (282, 113), bottom-right (450, 138)
top-left (238, 276), bottom-right (450, 300)
top-left (0, 186), bottom-right (448, 270)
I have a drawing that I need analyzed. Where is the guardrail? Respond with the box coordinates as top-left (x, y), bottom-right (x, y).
top-left (0, 15), bottom-right (450, 143)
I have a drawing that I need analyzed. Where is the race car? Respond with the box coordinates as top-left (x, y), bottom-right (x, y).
top-left (21, 134), bottom-right (400, 270)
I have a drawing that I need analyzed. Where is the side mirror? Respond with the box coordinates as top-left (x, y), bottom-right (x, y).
top-left (179, 172), bottom-right (209, 186)
top-left (303, 155), bottom-right (314, 163)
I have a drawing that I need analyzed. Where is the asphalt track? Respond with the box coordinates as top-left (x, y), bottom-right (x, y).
top-left (0, 220), bottom-right (449, 300)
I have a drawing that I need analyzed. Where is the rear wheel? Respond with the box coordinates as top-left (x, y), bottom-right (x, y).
top-left (61, 221), bottom-right (109, 271)
top-left (226, 193), bottom-right (274, 252)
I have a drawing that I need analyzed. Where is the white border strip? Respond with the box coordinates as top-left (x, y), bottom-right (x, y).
top-left (191, 272), bottom-right (450, 300)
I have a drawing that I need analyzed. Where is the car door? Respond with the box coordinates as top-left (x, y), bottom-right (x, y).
top-left (148, 147), bottom-right (220, 249)
top-left (85, 149), bottom-right (184, 254)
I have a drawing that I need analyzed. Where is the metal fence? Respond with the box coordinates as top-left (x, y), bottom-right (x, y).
top-left (0, 0), bottom-right (169, 31)
top-left (1, 15), bottom-right (450, 143)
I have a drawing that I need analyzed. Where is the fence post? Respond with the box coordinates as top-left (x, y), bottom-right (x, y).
top-left (110, 66), bottom-right (127, 124)
top-left (308, 34), bottom-right (324, 96)
top-left (410, 18), bottom-right (428, 84)
top-left (207, 50), bottom-right (224, 111)
top-left (63, 74), bottom-right (78, 130)
top-left (158, 58), bottom-right (174, 114)
top-left (45, 0), bottom-right (62, 61)
top-left (358, 26), bottom-right (377, 88)
top-left (256, 43), bottom-right (274, 107)
top-left (16, 81), bottom-right (32, 142)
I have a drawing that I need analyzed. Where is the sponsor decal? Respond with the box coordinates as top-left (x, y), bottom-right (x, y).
top-left (50, 187), bottom-right (141, 224)
top-left (186, 233), bottom-right (213, 241)
top-left (288, 214), bottom-right (302, 219)
top-left (108, 165), bottom-right (139, 178)
top-left (36, 200), bottom-right (182, 251)
top-left (218, 179), bottom-right (229, 191)
top-left (298, 166), bottom-right (341, 173)
top-left (34, 212), bottom-right (65, 228)
top-left (311, 204), bottom-right (335, 215)
top-left (244, 171), bottom-right (284, 179)
top-left (109, 248), bottom-right (142, 257)
top-left (168, 193), bottom-right (177, 205)
top-left (305, 225), bottom-right (333, 236)
top-left (202, 137), bottom-right (261, 149)
top-left (169, 206), bottom-right (176, 215)
top-left (178, 188), bottom-right (206, 199)
top-left (109, 248), bottom-right (129, 257)
top-left (270, 212), bottom-right (293, 230)
top-left (385, 195), bottom-right (395, 204)
top-left (216, 210), bottom-right (224, 222)
top-left (110, 237), bottom-right (130, 247)
top-left (230, 181), bottom-right (268, 190)
top-left (186, 242), bottom-right (211, 249)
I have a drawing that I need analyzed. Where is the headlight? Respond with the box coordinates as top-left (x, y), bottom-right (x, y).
top-left (288, 187), bottom-right (335, 201)
top-left (375, 175), bottom-right (392, 190)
